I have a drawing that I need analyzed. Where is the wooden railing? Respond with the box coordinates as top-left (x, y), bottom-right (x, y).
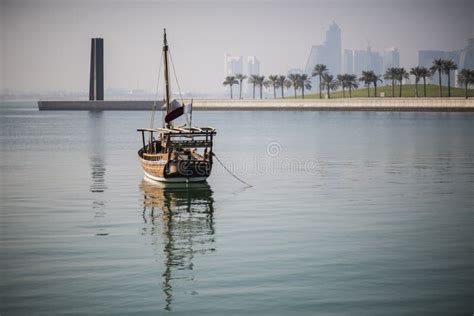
top-left (163, 140), bottom-right (213, 148)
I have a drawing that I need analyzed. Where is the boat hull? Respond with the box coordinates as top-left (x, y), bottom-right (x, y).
top-left (139, 156), bottom-right (211, 183)
top-left (144, 170), bottom-right (208, 183)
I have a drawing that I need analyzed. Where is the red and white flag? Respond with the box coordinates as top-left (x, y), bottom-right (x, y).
top-left (165, 100), bottom-right (192, 124)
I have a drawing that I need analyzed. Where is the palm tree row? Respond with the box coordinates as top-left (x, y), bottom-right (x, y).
top-left (223, 73), bottom-right (313, 99)
top-left (383, 68), bottom-right (409, 97)
top-left (315, 59), bottom-right (471, 98)
top-left (386, 59), bottom-right (461, 98)
top-left (409, 66), bottom-right (431, 97)
top-left (223, 59), bottom-right (473, 99)
top-left (316, 64), bottom-right (415, 98)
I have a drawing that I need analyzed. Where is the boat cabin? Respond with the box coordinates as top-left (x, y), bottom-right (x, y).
top-left (137, 127), bottom-right (216, 182)
top-left (138, 126), bottom-right (216, 160)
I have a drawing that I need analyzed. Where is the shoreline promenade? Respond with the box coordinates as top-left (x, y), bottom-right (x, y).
top-left (38, 98), bottom-right (474, 112)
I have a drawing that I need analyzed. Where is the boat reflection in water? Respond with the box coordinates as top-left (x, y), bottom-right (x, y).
top-left (140, 178), bottom-right (215, 311)
top-left (88, 111), bottom-right (108, 236)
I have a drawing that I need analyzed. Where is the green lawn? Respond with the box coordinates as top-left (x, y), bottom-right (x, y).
top-left (288, 84), bottom-right (474, 99)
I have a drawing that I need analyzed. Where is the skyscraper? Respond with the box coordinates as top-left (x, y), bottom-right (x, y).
top-left (245, 56), bottom-right (261, 97)
top-left (304, 22), bottom-right (342, 91)
top-left (247, 56), bottom-right (260, 76)
top-left (383, 47), bottom-right (400, 73)
top-left (343, 49), bottom-right (354, 74)
top-left (325, 22), bottom-right (342, 75)
top-left (366, 47), bottom-right (383, 75)
top-left (458, 38), bottom-right (474, 70)
top-left (287, 68), bottom-right (304, 75)
top-left (304, 45), bottom-right (325, 75)
top-left (353, 49), bottom-right (367, 76)
top-left (224, 54), bottom-right (243, 76)
top-left (418, 50), bottom-right (459, 85)
top-left (351, 46), bottom-right (383, 76)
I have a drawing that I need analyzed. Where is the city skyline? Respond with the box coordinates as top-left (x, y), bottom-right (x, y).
top-left (305, 22), bottom-right (401, 90)
top-left (1, 0), bottom-right (473, 96)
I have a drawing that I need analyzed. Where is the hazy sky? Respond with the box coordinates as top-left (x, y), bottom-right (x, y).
top-left (1, 0), bottom-right (473, 94)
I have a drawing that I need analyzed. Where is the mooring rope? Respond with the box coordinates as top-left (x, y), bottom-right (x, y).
top-left (212, 152), bottom-right (253, 187)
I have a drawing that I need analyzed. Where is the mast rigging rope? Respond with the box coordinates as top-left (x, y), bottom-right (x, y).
top-left (150, 50), bottom-right (164, 130)
top-left (168, 48), bottom-right (185, 105)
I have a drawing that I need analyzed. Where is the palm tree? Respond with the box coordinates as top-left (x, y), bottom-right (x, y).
top-left (255, 75), bottom-right (265, 99)
top-left (336, 74), bottom-right (355, 98)
top-left (235, 74), bottom-right (247, 99)
top-left (410, 66), bottom-right (423, 97)
top-left (267, 75), bottom-right (280, 99)
top-left (321, 73), bottom-right (338, 99)
top-left (311, 64), bottom-right (328, 99)
top-left (288, 74), bottom-right (300, 98)
top-left (394, 68), bottom-right (409, 97)
top-left (431, 59), bottom-right (444, 97)
top-left (248, 74), bottom-right (259, 99)
top-left (298, 74), bottom-right (312, 99)
top-left (384, 68), bottom-right (398, 97)
top-left (442, 60), bottom-right (458, 97)
top-left (418, 67), bottom-right (431, 97)
top-left (457, 69), bottom-right (474, 99)
top-left (359, 70), bottom-right (375, 97)
top-left (372, 74), bottom-right (383, 97)
top-left (284, 79), bottom-right (293, 97)
top-left (346, 74), bottom-right (358, 98)
top-left (336, 74), bottom-right (346, 98)
top-left (277, 75), bottom-right (286, 98)
top-left (223, 76), bottom-right (238, 99)
top-left (263, 79), bottom-right (272, 98)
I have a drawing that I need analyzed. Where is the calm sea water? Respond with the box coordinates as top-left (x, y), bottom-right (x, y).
top-left (1, 101), bottom-right (473, 315)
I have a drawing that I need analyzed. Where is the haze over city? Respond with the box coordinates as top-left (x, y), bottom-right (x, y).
top-left (1, 0), bottom-right (473, 96)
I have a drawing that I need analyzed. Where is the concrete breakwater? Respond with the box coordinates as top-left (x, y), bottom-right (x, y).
top-left (38, 100), bottom-right (164, 111)
top-left (38, 98), bottom-right (474, 111)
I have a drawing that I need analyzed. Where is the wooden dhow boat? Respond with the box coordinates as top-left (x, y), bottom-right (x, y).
top-left (137, 29), bottom-right (216, 183)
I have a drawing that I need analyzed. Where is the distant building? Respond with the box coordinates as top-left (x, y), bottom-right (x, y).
top-left (418, 50), bottom-right (459, 85)
top-left (418, 50), bottom-right (458, 67)
top-left (459, 38), bottom-right (474, 70)
top-left (418, 38), bottom-right (474, 85)
top-left (366, 47), bottom-right (383, 76)
top-left (343, 49), bottom-right (353, 74)
top-left (287, 68), bottom-right (304, 75)
top-left (353, 49), bottom-right (367, 76)
top-left (383, 47), bottom-right (400, 73)
top-left (304, 22), bottom-right (342, 91)
top-left (349, 46), bottom-right (383, 77)
top-left (245, 56), bottom-right (261, 97)
top-left (224, 54), bottom-right (243, 77)
top-left (247, 56), bottom-right (260, 76)
top-left (304, 45), bottom-right (325, 75)
top-left (325, 22), bottom-right (342, 76)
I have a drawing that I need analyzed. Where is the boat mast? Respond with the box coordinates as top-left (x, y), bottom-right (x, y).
top-left (163, 28), bottom-right (171, 127)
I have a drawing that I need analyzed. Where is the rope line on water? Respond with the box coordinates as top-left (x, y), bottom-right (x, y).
top-left (212, 152), bottom-right (253, 187)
